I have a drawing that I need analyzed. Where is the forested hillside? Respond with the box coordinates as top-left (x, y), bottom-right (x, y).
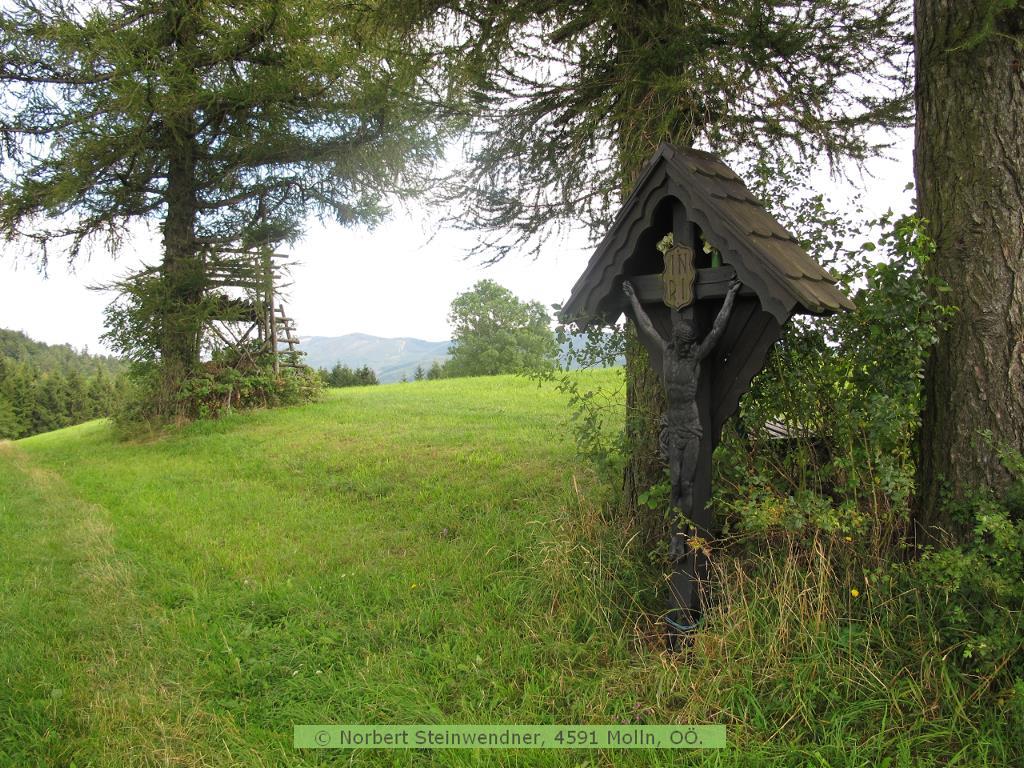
top-left (0, 329), bottom-right (125, 439)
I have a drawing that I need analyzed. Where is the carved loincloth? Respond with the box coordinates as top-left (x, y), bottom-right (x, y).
top-left (659, 413), bottom-right (703, 458)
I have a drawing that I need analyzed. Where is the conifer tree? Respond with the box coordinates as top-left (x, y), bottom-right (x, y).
top-left (914, 1), bottom-right (1024, 531)
top-left (426, 360), bottom-right (445, 380)
top-left (399, 0), bottom-right (911, 509)
top-left (0, 393), bottom-right (18, 439)
top-left (1, 0), bottom-right (453, 398)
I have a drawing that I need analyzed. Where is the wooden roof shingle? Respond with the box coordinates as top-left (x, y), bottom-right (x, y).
top-left (560, 143), bottom-right (854, 326)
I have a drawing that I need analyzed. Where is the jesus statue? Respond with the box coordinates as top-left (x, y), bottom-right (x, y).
top-left (622, 278), bottom-right (741, 562)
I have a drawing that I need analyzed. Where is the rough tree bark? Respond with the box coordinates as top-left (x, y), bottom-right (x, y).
top-left (161, 146), bottom-right (203, 377)
top-left (615, 5), bottom-right (696, 517)
top-left (622, 326), bottom-right (669, 515)
top-left (914, 1), bottom-right (1024, 532)
top-left (159, 0), bottom-right (204, 378)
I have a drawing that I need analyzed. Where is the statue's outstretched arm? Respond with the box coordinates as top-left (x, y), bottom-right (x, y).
top-left (697, 280), bottom-right (741, 360)
top-left (622, 281), bottom-right (665, 356)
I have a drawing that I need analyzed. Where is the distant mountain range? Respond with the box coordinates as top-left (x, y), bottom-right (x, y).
top-left (299, 332), bottom-right (625, 384)
top-left (299, 334), bottom-right (450, 383)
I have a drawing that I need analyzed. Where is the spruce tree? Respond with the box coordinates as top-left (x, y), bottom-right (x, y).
top-left (87, 367), bottom-right (118, 419)
top-left (426, 360), bottom-right (445, 380)
top-left (0, 393), bottom-right (18, 439)
top-left (64, 369), bottom-right (87, 423)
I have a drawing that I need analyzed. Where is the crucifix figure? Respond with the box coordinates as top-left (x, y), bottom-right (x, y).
top-left (622, 278), bottom-right (741, 626)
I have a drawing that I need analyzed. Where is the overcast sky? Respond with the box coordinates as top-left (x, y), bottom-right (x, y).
top-left (0, 131), bottom-right (914, 354)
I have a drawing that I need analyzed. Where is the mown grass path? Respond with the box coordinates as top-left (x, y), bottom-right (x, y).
top-left (1, 373), bottom-right (1016, 767)
top-left (1, 373), bottom-right (665, 767)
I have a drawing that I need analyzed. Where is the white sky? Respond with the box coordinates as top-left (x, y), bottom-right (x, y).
top-left (0, 131), bottom-right (914, 354)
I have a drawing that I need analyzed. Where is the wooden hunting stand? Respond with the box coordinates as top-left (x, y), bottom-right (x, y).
top-left (204, 246), bottom-right (302, 373)
top-left (560, 143), bottom-right (853, 632)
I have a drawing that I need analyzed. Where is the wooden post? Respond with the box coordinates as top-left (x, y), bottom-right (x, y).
top-left (667, 201), bottom-right (714, 627)
top-left (265, 249), bottom-right (279, 375)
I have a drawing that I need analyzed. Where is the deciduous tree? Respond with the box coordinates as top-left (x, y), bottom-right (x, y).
top-left (445, 279), bottom-right (557, 377)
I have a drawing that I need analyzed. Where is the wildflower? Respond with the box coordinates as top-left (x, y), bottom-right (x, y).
top-left (850, 588), bottom-right (860, 598)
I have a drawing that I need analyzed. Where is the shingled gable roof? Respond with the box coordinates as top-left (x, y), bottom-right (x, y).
top-left (559, 143), bottom-right (854, 326)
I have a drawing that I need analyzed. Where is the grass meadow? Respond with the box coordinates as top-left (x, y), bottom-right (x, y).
top-left (0, 371), bottom-right (1016, 766)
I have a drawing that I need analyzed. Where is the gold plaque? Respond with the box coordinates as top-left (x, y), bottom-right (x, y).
top-left (662, 243), bottom-right (696, 310)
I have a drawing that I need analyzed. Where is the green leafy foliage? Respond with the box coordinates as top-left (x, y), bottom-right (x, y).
top-left (543, 321), bottom-right (628, 486)
top-left (114, 345), bottom-right (321, 430)
top-left (900, 487), bottom-right (1024, 688)
top-left (892, 440), bottom-right (1024, 688)
top-left (175, 364), bottom-right (322, 422)
top-left (714, 211), bottom-right (955, 546)
top-left (445, 279), bottom-right (558, 377)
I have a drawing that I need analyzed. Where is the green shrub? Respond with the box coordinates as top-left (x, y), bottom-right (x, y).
top-left (715, 212), bottom-right (954, 549)
top-left (896, 468), bottom-right (1024, 689)
top-left (544, 323), bottom-right (628, 488)
top-left (115, 345), bottom-right (321, 431)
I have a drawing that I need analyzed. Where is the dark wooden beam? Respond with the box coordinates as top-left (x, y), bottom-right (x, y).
top-left (630, 266), bottom-right (755, 305)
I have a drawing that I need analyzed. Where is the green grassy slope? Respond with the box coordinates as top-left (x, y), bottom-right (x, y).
top-left (0, 372), bottom-right (1015, 767)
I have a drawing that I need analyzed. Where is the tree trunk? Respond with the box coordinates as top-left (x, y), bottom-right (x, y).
top-left (914, 1), bottom-right (1024, 533)
top-left (622, 325), bottom-right (668, 516)
top-left (161, 147), bottom-right (203, 378)
top-left (159, 0), bottom-right (204, 380)
top-left (615, 2), bottom-right (695, 516)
